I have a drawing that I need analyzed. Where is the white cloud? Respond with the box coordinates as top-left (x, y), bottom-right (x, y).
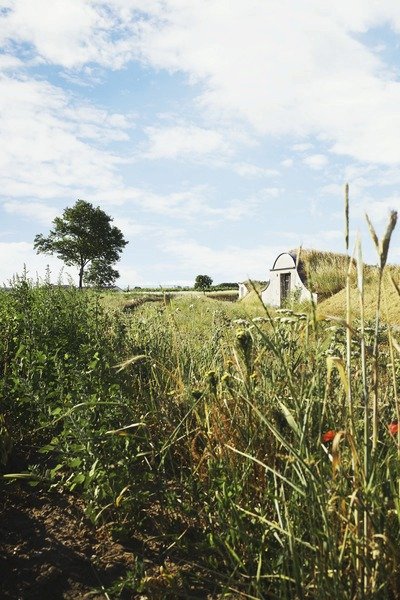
top-left (281, 159), bottom-right (293, 168)
top-left (321, 168), bottom-right (400, 214)
top-left (112, 216), bottom-right (149, 237)
top-left (303, 154), bottom-right (329, 170)
top-left (0, 0), bottom-right (117, 69)
top-left (131, 2), bottom-right (400, 165)
top-left (144, 124), bottom-right (231, 160)
top-left (117, 264), bottom-right (146, 287)
top-left (135, 187), bottom-right (259, 221)
top-left (3, 200), bottom-right (59, 225)
top-left (0, 74), bottom-right (131, 201)
top-left (0, 241), bottom-right (71, 286)
top-left (276, 230), bottom-right (347, 255)
top-left (233, 162), bottom-right (279, 177)
top-left (160, 237), bottom-right (285, 281)
top-left (292, 143), bottom-right (313, 152)
top-left (320, 183), bottom-right (344, 197)
top-left (353, 196), bottom-right (400, 225)
top-left (0, 53), bottom-right (24, 70)
top-left (89, 184), bottom-right (261, 221)
top-left (256, 187), bottom-right (283, 199)
top-left (4, 2), bottom-right (400, 165)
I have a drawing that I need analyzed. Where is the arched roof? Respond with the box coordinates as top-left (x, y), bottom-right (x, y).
top-left (271, 252), bottom-right (297, 271)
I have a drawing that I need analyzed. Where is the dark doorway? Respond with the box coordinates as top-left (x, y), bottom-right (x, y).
top-left (280, 273), bottom-right (291, 306)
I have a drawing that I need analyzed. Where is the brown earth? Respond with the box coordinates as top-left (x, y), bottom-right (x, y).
top-left (0, 477), bottom-right (214, 599)
top-left (0, 443), bottom-right (216, 600)
top-left (0, 483), bottom-right (136, 600)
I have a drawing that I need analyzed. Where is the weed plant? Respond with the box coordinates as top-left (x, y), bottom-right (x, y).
top-left (1, 202), bottom-right (400, 598)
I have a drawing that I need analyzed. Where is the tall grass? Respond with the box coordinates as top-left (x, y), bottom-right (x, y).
top-left (295, 248), bottom-right (352, 298)
top-left (1, 201), bottom-right (400, 598)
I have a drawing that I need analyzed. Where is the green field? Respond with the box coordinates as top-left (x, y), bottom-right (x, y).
top-left (1, 266), bottom-right (400, 598)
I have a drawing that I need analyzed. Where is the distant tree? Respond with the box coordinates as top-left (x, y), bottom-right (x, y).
top-left (34, 200), bottom-right (128, 288)
top-left (217, 282), bottom-right (239, 289)
top-left (194, 274), bottom-right (213, 292)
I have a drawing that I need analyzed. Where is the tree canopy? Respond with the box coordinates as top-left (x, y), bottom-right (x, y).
top-left (194, 274), bottom-right (213, 292)
top-left (34, 200), bottom-right (128, 288)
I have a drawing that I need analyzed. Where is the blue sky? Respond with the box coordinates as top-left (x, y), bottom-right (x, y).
top-left (1, 0), bottom-right (399, 287)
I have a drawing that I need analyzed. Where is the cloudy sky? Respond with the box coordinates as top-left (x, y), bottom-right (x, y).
top-left (1, 0), bottom-right (400, 287)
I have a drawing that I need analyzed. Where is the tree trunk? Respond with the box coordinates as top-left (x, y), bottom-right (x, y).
top-left (78, 264), bottom-right (84, 289)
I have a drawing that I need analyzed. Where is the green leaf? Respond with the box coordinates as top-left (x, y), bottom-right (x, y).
top-left (326, 356), bottom-right (349, 396)
top-left (277, 400), bottom-right (301, 436)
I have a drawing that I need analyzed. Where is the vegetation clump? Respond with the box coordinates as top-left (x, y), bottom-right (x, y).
top-left (1, 207), bottom-right (400, 599)
top-left (291, 248), bottom-right (352, 298)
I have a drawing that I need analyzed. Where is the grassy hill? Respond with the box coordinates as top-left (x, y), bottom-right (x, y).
top-left (317, 264), bottom-right (400, 324)
top-left (291, 248), bottom-right (351, 298)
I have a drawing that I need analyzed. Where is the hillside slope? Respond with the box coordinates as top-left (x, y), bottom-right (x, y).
top-left (317, 267), bottom-right (400, 324)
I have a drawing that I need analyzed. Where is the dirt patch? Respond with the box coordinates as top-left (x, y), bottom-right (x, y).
top-left (123, 295), bottom-right (168, 311)
top-left (0, 483), bottom-right (136, 599)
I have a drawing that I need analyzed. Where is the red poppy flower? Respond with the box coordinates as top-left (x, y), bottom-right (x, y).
top-left (321, 430), bottom-right (336, 443)
top-left (388, 421), bottom-right (399, 436)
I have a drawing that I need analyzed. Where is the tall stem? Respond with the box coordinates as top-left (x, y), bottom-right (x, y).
top-left (371, 270), bottom-right (383, 454)
top-left (344, 184), bottom-right (354, 435)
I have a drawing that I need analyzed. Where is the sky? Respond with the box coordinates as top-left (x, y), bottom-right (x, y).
top-left (1, 0), bottom-right (400, 288)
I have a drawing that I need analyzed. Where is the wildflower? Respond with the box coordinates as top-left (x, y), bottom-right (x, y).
top-left (321, 430), bottom-right (336, 443)
top-left (252, 316), bottom-right (267, 323)
top-left (388, 421), bottom-right (399, 436)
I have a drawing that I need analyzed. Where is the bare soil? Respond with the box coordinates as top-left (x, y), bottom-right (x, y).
top-left (0, 482), bottom-right (136, 600)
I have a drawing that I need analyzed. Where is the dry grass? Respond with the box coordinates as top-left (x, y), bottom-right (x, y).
top-left (318, 264), bottom-right (400, 323)
top-left (239, 281), bottom-right (269, 312)
top-left (291, 248), bottom-right (352, 298)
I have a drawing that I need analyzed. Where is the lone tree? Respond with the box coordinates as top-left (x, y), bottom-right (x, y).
top-left (194, 274), bottom-right (213, 292)
top-left (34, 200), bottom-right (128, 288)
top-left (83, 259), bottom-right (120, 288)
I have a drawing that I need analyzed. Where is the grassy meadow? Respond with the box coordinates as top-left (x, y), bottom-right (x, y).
top-left (1, 225), bottom-right (400, 598)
